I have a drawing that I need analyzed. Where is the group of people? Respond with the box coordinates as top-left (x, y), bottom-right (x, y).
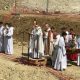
top-left (0, 22), bottom-right (14, 55)
top-left (1, 18), bottom-right (80, 71)
top-left (0, 19), bottom-right (79, 71)
top-left (29, 20), bottom-right (80, 71)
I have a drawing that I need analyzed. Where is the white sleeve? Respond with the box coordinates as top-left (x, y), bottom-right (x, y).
top-left (0, 27), bottom-right (4, 36)
top-left (7, 27), bottom-right (13, 36)
top-left (36, 28), bottom-right (42, 36)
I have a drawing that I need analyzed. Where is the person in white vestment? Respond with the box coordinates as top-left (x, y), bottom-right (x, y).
top-left (77, 35), bottom-right (80, 66)
top-left (54, 32), bottom-right (67, 71)
top-left (43, 23), bottom-right (51, 55)
top-left (51, 32), bottom-right (60, 66)
top-left (77, 35), bottom-right (80, 49)
top-left (29, 21), bottom-right (44, 58)
top-left (0, 22), bottom-right (4, 52)
top-left (4, 23), bottom-right (14, 55)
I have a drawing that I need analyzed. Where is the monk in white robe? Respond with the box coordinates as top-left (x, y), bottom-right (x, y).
top-left (4, 23), bottom-right (14, 54)
top-left (76, 35), bottom-right (80, 66)
top-left (54, 32), bottom-right (67, 71)
top-left (0, 22), bottom-right (4, 52)
top-left (29, 24), bottom-right (44, 58)
top-left (77, 35), bottom-right (80, 49)
top-left (51, 33), bottom-right (60, 66)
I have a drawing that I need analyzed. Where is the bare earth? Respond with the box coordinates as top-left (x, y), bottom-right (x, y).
top-left (0, 57), bottom-right (59, 80)
top-left (13, 42), bottom-right (80, 80)
top-left (14, 42), bottom-right (80, 80)
top-left (0, 38), bottom-right (80, 80)
top-left (0, 42), bottom-right (59, 80)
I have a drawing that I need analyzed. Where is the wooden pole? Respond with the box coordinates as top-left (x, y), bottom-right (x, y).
top-left (28, 33), bottom-right (30, 64)
top-left (22, 32), bottom-right (24, 54)
top-left (37, 35), bottom-right (39, 58)
top-left (14, 0), bottom-right (17, 13)
top-left (46, 0), bottom-right (49, 13)
top-left (33, 35), bottom-right (35, 58)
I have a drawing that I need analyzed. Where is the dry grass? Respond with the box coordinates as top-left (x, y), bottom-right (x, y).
top-left (61, 65), bottom-right (80, 80)
top-left (13, 42), bottom-right (80, 80)
top-left (0, 14), bottom-right (80, 80)
top-left (0, 48), bottom-right (59, 80)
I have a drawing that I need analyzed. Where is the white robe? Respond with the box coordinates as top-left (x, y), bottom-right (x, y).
top-left (29, 26), bottom-right (44, 58)
top-left (52, 34), bottom-right (60, 66)
top-left (0, 26), bottom-right (4, 52)
top-left (65, 31), bottom-right (69, 43)
top-left (54, 36), bottom-right (67, 71)
top-left (4, 27), bottom-right (14, 54)
top-left (77, 36), bottom-right (80, 49)
top-left (76, 36), bottom-right (80, 66)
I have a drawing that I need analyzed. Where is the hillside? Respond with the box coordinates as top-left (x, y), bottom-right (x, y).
top-left (0, 0), bottom-right (80, 13)
top-left (20, 0), bottom-right (80, 13)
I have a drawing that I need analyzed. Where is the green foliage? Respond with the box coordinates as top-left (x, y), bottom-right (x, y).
top-left (69, 40), bottom-right (75, 48)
